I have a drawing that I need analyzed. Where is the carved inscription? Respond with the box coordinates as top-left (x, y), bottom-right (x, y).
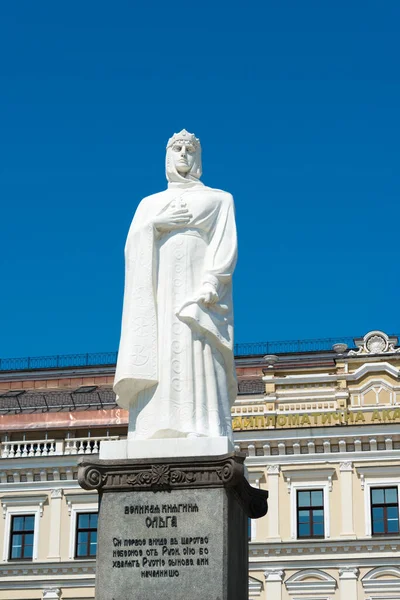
top-left (94, 485), bottom-right (229, 600)
top-left (110, 502), bottom-right (210, 579)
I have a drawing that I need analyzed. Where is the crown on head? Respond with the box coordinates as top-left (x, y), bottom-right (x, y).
top-left (166, 129), bottom-right (200, 150)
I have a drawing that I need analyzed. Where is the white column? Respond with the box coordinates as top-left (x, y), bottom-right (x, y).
top-left (339, 567), bottom-right (359, 599)
top-left (43, 589), bottom-right (61, 600)
top-left (48, 489), bottom-right (62, 560)
top-left (266, 465), bottom-right (280, 540)
top-left (339, 462), bottom-right (355, 537)
top-left (264, 569), bottom-right (284, 600)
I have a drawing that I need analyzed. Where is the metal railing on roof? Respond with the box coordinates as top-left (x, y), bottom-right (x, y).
top-left (0, 334), bottom-right (399, 373)
top-left (0, 351), bottom-right (118, 372)
top-left (233, 336), bottom-right (358, 356)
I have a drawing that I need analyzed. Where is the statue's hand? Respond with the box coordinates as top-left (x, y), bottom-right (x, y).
top-left (197, 283), bottom-right (219, 306)
top-left (153, 208), bottom-right (192, 232)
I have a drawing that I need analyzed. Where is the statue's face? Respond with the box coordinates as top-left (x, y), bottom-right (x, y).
top-left (171, 141), bottom-right (197, 175)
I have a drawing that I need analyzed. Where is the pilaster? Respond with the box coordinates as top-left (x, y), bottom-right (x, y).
top-left (339, 462), bottom-right (355, 538)
top-left (264, 569), bottom-right (284, 600)
top-left (47, 489), bottom-right (62, 560)
top-left (339, 567), bottom-right (359, 599)
top-left (266, 465), bottom-right (281, 541)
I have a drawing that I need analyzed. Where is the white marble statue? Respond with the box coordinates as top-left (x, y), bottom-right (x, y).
top-left (114, 130), bottom-right (237, 443)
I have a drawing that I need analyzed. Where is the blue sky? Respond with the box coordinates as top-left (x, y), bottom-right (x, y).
top-left (1, 2), bottom-right (399, 358)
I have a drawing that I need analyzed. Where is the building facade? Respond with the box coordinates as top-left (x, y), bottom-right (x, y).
top-left (1, 330), bottom-right (400, 599)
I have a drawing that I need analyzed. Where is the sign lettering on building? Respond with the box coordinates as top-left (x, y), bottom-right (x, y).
top-left (232, 409), bottom-right (400, 431)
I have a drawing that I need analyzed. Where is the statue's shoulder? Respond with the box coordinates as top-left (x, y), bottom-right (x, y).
top-left (132, 190), bottom-right (167, 218)
top-left (138, 190), bottom-right (167, 206)
top-left (206, 187), bottom-right (234, 204)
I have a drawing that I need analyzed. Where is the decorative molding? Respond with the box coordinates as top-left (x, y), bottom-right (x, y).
top-left (285, 568), bottom-right (337, 593)
top-left (346, 362), bottom-right (400, 381)
top-left (357, 465), bottom-right (400, 492)
top-left (265, 361), bottom-right (400, 386)
top-left (64, 492), bottom-right (98, 517)
top-left (282, 468), bottom-right (335, 493)
top-left (50, 488), bottom-right (63, 499)
top-left (247, 444), bottom-right (256, 457)
top-left (357, 465), bottom-right (400, 478)
top-left (1, 494), bottom-right (47, 518)
top-left (247, 469), bottom-right (264, 488)
top-left (339, 566), bottom-right (359, 579)
top-left (362, 566), bottom-right (400, 592)
top-left (266, 464), bottom-right (280, 475)
top-left (78, 454), bottom-right (268, 519)
top-left (339, 461), bottom-right (353, 472)
top-left (248, 575), bottom-right (263, 597)
top-left (0, 560), bottom-right (95, 590)
top-left (249, 537), bottom-right (400, 558)
top-left (79, 455), bottom-right (243, 491)
top-left (264, 568), bottom-right (284, 582)
top-left (349, 331), bottom-right (400, 356)
top-left (240, 432), bottom-right (400, 465)
top-left (43, 589), bottom-right (61, 600)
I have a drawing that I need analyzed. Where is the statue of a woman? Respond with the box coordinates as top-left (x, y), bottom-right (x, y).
top-left (114, 130), bottom-right (237, 442)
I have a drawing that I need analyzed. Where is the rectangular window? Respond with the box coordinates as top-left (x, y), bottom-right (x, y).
top-left (9, 514), bottom-right (35, 560)
top-left (75, 512), bottom-right (98, 558)
top-left (297, 489), bottom-right (324, 539)
top-left (371, 487), bottom-right (399, 535)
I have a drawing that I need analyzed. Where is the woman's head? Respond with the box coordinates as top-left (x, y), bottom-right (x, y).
top-left (166, 129), bottom-right (202, 183)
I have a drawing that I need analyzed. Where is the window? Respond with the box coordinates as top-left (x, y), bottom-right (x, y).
top-left (371, 487), bottom-right (399, 535)
top-left (1, 495), bottom-right (45, 562)
top-left (75, 512), bottom-right (98, 558)
top-left (284, 468), bottom-right (333, 540)
top-left (9, 514), bottom-right (35, 560)
top-left (297, 490), bottom-right (324, 538)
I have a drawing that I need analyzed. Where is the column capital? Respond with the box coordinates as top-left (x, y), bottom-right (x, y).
top-left (43, 589), bottom-right (61, 600)
top-left (339, 566), bottom-right (359, 580)
top-left (339, 461), bottom-right (353, 472)
top-left (50, 488), bottom-right (63, 499)
top-left (264, 568), bottom-right (284, 582)
top-left (266, 464), bottom-right (280, 475)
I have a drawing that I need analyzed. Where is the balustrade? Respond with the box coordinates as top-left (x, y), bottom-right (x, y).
top-left (1, 440), bottom-right (57, 458)
top-left (0, 435), bottom-right (120, 458)
top-left (64, 435), bottom-right (119, 455)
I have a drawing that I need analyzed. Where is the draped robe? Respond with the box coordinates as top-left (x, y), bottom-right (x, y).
top-left (114, 176), bottom-right (237, 441)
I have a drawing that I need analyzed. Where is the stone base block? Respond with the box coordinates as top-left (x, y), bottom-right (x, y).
top-left (79, 452), bottom-right (268, 600)
top-left (99, 436), bottom-right (234, 460)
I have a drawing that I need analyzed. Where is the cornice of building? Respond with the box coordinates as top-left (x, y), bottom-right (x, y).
top-left (264, 361), bottom-right (400, 385)
top-left (0, 560), bottom-right (95, 589)
top-left (249, 537), bottom-right (400, 563)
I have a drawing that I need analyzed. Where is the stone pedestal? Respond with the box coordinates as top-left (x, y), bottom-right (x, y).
top-left (79, 452), bottom-right (268, 600)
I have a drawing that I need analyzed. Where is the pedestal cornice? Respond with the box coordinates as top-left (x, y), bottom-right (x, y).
top-left (78, 452), bottom-right (268, 518)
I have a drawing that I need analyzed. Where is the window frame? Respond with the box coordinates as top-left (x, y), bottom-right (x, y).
top-left (1, 495), bottom-right (45, 562)
top-left (296, 489), bottom-right (325, 539)
top-left (9, 514), bottom-right (35, 561)
top-left (290, 480), bottom-right (330, 540)
top-left (370, 486), bottom-right (399, 536)
top-left (64, 492), bottom-right (98, 560)
top-left (357, 469), bottom-right (400, 537)
top-left (75, 511), bottom-right (98, 559)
